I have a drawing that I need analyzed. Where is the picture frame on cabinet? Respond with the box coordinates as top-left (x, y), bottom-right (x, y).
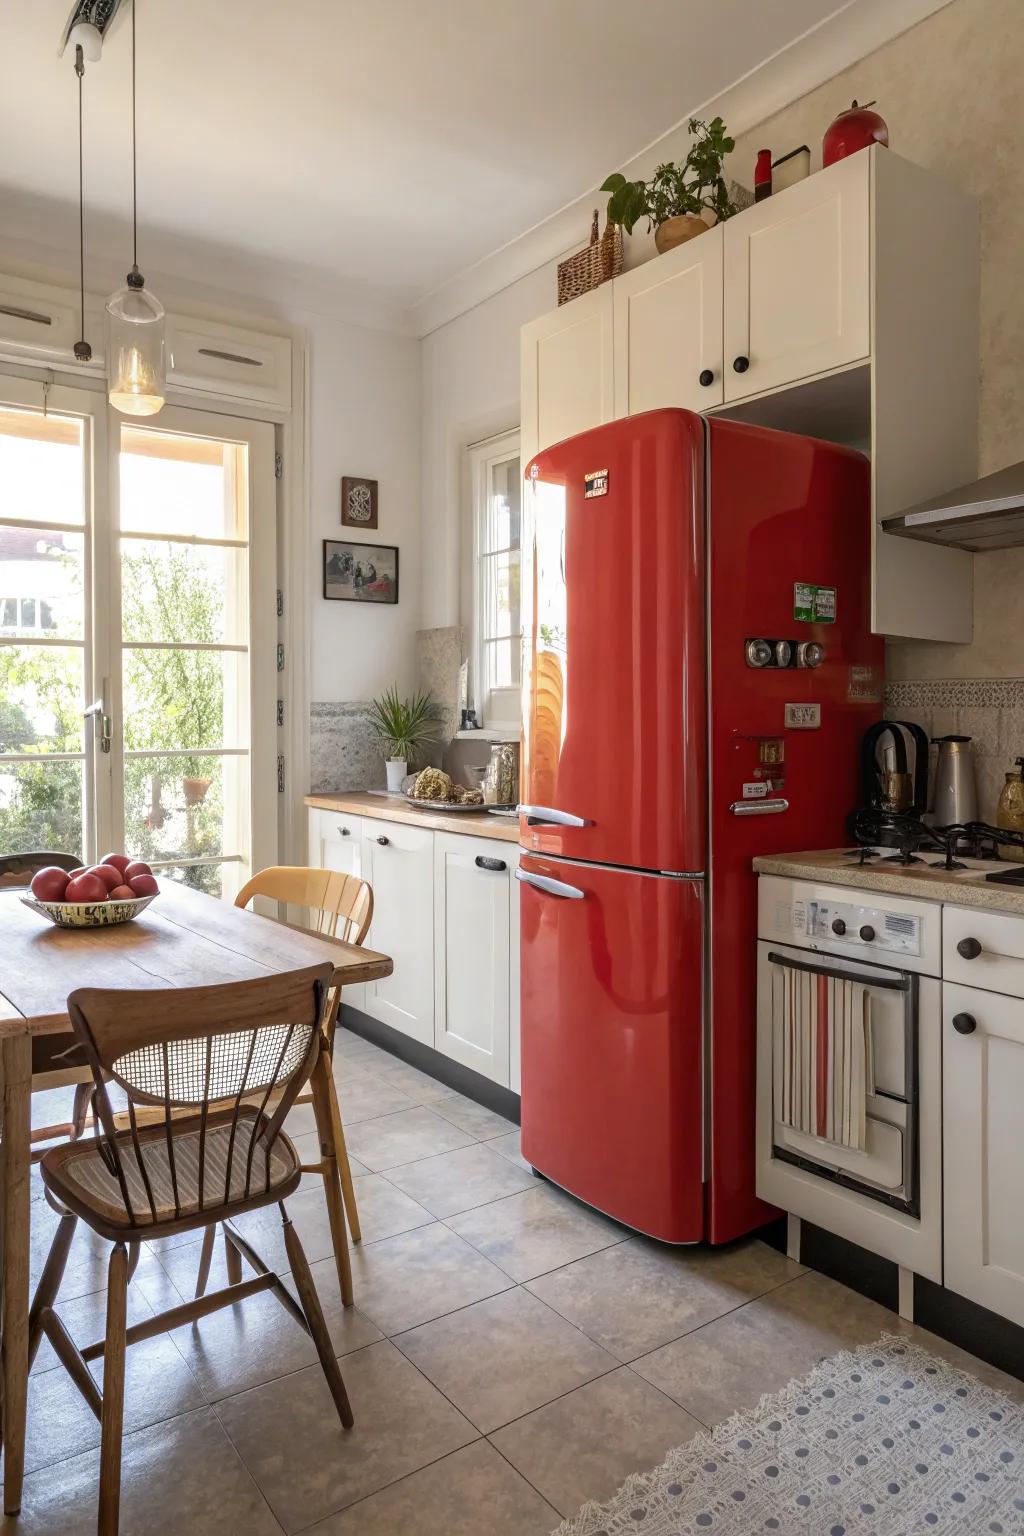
top-left (323, 539), bottom-right (399, 604)
top-left (340, 475), bottom-right (379, 528)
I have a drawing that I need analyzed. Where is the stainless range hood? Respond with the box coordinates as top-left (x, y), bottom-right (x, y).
top-left (882, 461), bottom-right (1024, 552)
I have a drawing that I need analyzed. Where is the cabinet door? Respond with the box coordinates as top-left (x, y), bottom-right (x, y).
top-left (723, 153), bottom-right (870, 402)
top-left (944, 982), bottom-right (1024, 1327)
top-left (166, 317), bottom-right (292, 409)
top-left (307, 809), bottom-right (365, 1007)
top-left (434, 835), bottom-right (512, 1085)
top-left (613, 226), bottom-right (723, 416)
top-left (360, 821), bottom-right (435, 1045)
top-left (521, 284), bottom-right (614, 470)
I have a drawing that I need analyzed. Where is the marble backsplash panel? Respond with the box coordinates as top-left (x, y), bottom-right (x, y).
top-left (309, 702), bottom-right (385, 794)
top-left (885, 677), bottom-right (1024, 822)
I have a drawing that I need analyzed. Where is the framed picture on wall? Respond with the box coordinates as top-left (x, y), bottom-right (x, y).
top-left (340, 475), bottom-right (379, 529)
top-left (323, 539), bottom-right (399, 604)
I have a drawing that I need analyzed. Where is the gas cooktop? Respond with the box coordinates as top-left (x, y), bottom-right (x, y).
top-left (846, 810), bottom-right (1024, 884)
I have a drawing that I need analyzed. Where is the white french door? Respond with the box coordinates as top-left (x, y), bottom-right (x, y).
top-left (0, 377), bottom-right (277, 898)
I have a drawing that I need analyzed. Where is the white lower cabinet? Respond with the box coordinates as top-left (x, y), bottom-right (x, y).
top-left (308, 808), bottom-right (365, 1007)
top-left (433, 835), bottom-right (518, 1087)
top-left (359, 820), bottom-right (436, 1047)
top-left (943, 980), bottom-right (1024, 1328)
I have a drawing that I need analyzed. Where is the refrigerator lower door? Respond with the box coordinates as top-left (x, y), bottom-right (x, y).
top-left (518, 852), bottom-right (705, 1243)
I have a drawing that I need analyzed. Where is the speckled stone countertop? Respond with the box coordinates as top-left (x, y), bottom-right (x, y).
top-left (305, 791), bottom-right (520, 844)
top-left (753, 849), bottom-right (1024, 917)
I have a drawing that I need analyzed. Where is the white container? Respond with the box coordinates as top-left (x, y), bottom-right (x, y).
top-left (385, 758), bottom-right (407, 792)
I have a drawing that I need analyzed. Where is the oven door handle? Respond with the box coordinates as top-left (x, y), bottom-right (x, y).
top-left (767, 951), bottom-right (911, 992)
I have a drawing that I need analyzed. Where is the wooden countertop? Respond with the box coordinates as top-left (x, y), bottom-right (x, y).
top-left (305, 791), bottom-right (520, 844)
top-left (754, 848), bottom-right (1024, 917)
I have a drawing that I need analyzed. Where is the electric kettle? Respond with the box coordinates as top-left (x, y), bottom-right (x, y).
top-left (932, 735), bottom-right (977, 828)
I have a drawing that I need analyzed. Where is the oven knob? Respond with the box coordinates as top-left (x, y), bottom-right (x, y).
top-left (859, 924), bottom-right (876, 941)
top-left (831, 918), bottom-right (846, 936)
top-left (745, 639), bottom-right (773, 668)
top-left (796, 642), bottom-right (825, 669)
top-left (952, 1012), bottom-right (977, 1035)
top-left (956, 936), bottom-right (982, 959)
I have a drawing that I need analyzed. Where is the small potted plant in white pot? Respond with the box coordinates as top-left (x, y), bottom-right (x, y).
top-left (368, 686), bottom-right (442, 792)
top-left (602, 116), bottom-right (737, 254)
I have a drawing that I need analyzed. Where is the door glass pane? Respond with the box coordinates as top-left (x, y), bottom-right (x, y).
top-left (484, 637), bottom-right (520, 690)
top-left (0, 646), bottom-right (84, 754)
top-left (0, 759), bottom-right (83, 856)
top-left (0, 528), bottom-right (84, 640)
top-left (123, 753), bottom-right (246, 892)
top-left (0, 408), bottom-right (84, 525)
top-left (119, 427), bottom-right (247, 539)
top-left (120, 540), bottom-right (248, 645)
top-left (482, 550), bottom-right (521, 641)
top-left (122, 648), bottom-right (248, 754)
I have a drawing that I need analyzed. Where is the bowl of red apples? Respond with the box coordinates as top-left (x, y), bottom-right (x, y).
top-left (22, 855), bottom-right (159, 929)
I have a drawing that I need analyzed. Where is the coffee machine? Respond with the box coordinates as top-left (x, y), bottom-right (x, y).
top-left (852, 720), bottom-right (930, 847)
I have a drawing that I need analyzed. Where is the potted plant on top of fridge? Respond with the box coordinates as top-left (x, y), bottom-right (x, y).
top-left (602, 116), bottom-right (737, 254)
top-left (368, 686), bottom-right (442, 792)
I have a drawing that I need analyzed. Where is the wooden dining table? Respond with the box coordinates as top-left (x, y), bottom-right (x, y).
top-left (0, 879), bottom-right (392, 1516)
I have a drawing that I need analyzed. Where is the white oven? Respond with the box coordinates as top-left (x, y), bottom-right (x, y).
top-left (755, 875), bottom-right (943, 1283)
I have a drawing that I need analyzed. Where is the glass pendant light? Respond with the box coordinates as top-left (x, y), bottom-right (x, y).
top-left (106, 0), bottom-right (165, 415)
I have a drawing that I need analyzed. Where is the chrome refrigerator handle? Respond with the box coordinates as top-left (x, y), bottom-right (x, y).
top-left (518, 804), bottom-right (592, 828)
top-left (515, 868), bottom-right (585, 900)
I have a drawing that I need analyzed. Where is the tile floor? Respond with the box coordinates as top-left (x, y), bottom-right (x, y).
top-left (9, 1028), bottom-right (1023, 1534)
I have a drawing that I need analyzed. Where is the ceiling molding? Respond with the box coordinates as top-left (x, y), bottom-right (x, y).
top-left (411, 0), bottom-right (953, 338)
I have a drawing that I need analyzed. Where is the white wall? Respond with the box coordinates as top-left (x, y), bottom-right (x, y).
top-left (308, 316), bottom-right (421, 701)
top-left (419, 262), bottom-right (554, 630)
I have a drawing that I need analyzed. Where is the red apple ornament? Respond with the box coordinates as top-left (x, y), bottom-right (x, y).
top-left (29, 866), bottom-right (71, 902)
top-left (65, 872), bottom-right (109, 903)
top-left (110, 884), bottom-right (135, 900)
top-left (102, 853), bottom-right (132, 875)
top-left (127, 873), bottom-right (159, 897)
top-left (87, 863), bottom-right (123, 892)
top-left (123, 861), bottom-right (153, 882)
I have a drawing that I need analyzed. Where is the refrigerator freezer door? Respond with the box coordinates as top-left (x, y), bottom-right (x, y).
top-left (521, 409), bottom-right (706, 875)
top-left (518, 852), bottom-right (705, 1242)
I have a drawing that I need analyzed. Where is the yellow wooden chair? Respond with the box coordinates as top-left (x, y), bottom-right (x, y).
top-left (229, 865), bottom-right (374, 1306)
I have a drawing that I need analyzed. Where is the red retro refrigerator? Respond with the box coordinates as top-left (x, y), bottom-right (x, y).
top-left (518, 408), bottom-right (884, 1245)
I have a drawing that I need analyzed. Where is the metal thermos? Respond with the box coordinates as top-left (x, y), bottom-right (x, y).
top-left (932, 735), bottom-right (977, 827)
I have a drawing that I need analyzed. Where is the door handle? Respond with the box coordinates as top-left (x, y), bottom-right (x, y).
top-left (729, 799), bottom-right (788, 815)
top-left (519, 804), bottom-right (591, 828)
top-left (475, 855), bottom-right (507, 872)
top-left (83, 698), bottom-right (111, 754)
top-left (516, 868), bottom-right (585, 900)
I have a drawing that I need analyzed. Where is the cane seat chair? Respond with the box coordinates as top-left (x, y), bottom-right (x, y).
top-left (0, 851), bottom-right (96, 1153)
top-left (224, 865), bottom-right (373, 1307)
top-left (31, 965), bottom-right (353, 1536)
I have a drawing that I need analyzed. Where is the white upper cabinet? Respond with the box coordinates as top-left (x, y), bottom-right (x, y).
top-left (614, 225), bottom-right (724, 415)
top-left (521, 283), bottom-right (614, 469)
top-left (723, 152), bottom-right (870, 401)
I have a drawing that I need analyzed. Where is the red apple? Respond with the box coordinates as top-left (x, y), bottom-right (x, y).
top-left (101, 853), bottom-right (131, 875)
top-left (123, 861), bottom-right (152, 882)
top-left (86, 863), bottom-right (123, 892)
top-left (64, 872), bottom-right (109, 904)
top-left (29, 866), bottom-right (71, 902)
top-left (109, 884), bottom-right (136, 900)
top-left (127, 873), bottom-right (159, 897)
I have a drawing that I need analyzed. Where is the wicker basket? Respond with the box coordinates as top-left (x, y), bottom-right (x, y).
top-left (557, 210), bottom-right (623, 306)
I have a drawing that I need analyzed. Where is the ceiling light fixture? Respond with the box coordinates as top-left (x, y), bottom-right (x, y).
top-left (106, 0), bottom-right (165, 416)
top-left (72, 43), bottom-right (92, 363)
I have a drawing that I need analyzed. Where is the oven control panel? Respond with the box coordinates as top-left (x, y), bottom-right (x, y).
top-left (796, 897), bottom-right (921, 955)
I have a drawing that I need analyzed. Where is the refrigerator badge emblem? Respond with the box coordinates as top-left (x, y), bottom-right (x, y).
top-left (584, 468), bottom-right (609, 498)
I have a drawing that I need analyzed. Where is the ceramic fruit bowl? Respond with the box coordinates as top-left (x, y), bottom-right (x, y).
top-left (20, 892), bottom-right (157, 929)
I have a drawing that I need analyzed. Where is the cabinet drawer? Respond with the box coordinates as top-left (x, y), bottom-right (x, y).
top-left (943, 905), bottom-right (1024, 997)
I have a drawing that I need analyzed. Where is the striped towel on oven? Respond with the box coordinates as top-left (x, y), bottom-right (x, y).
top-left (771, 962), bottom-right (873, 1151)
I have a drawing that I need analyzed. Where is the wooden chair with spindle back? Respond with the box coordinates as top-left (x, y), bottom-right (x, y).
top-left (30, 964), bottom-right (353, 1536)
top-left (0, 851), bottom-right (96, 1152)
top-left (214, 865), bottom-right (373, 1308)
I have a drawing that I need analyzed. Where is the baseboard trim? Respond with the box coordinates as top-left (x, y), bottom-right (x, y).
top-left (793, 1219), bottom-right (1024, 1383)
top-left (339, 1003), bottom-right (522, 1125)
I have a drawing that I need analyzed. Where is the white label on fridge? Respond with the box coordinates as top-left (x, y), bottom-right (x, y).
top-left (785, 702), bottom-right (821, 729)
top-left (742, 781), bottom-right (769, 799)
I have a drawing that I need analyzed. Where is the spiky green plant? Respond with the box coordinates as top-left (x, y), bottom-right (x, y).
top-left (367, 686), bottom-right (442, 761)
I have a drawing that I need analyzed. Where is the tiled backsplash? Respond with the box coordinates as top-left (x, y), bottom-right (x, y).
top-left (309, 702), bottom-right (385, 794)
top-left (885, 678), bottom-right (1024, 821)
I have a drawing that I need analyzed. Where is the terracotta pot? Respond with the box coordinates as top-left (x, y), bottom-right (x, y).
top-left (654, 214), bottom-right (708, 254)
top-left (182, 776), bottom-right (212, 806)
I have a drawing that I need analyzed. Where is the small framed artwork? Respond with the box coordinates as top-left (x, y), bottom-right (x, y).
top-left (323, 539), bottom-right (399, 605)
top-left (340, 475), bottom-right (378, 529)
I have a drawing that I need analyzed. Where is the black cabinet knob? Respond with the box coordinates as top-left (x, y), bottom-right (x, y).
top-left (957, 936), bottom-right (982, 959)
top-left (831, 918), bottom-right (847, 936)
top-left (952, 1012), bottom-right (977, 1035)
top-left (698, 368), bottom-right (714, 387)
top-left (476, 855), bottom-right (507, 872)
top-left (859, 925), bottom-right (876, 942)
top-left (338, 826), bottom-right (351, 837)
top-left (732, 355), bottom-right (750, 373)
top-left (376, 834), bottom-right (390, 847)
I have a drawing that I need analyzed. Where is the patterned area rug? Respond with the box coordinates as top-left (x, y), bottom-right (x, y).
top-left (555, 1335), bottom-right (1023, 1534)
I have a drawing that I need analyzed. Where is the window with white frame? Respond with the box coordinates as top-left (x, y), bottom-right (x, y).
top-left (470, 431), bottom-right (521, 730)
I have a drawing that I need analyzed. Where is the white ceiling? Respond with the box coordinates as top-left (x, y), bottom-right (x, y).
top-left (1, 0), bottom-right (940, 329)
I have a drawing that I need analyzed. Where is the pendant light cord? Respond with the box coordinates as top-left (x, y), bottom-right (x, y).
top-left (73, 44), bottom-right (92, 361)
top-left (131, 0), bottom-right (138, 271)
